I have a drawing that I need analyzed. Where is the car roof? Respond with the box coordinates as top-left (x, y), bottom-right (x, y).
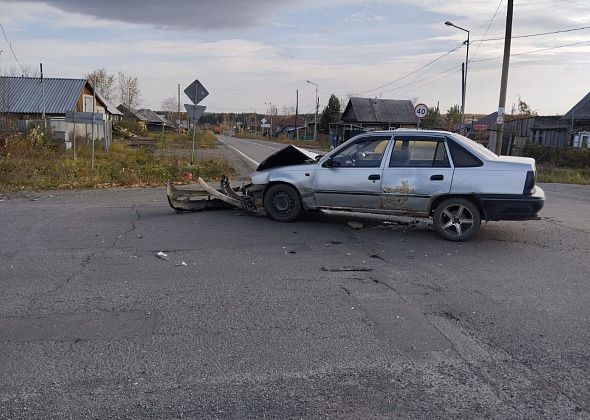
top-left (354, 129), bottom-right (499, 160)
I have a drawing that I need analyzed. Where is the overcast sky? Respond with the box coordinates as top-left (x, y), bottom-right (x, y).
top-left (0, 0), bottom-right (589, 115)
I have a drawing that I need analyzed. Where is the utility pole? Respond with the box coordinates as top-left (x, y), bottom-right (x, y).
top-left (177, 83), bottom-right (181, 134)
top-left (40, 63), bottom-right (46, 129)
top-left (296, 89), bottom-right (299, 141)
top-left (91, 82), bottom-right (96, 170)
top-left (495, 0), bottom-right (514, 156)
top-left (444, 21), bottom-right (469, 134)
top-left (307, 80), bottom-right (318, 141)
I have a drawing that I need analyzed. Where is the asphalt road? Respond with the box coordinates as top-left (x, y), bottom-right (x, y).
top-left (1, 138), bottom-right (590, 418)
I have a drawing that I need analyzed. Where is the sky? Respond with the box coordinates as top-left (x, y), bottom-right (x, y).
top-left (0, 0), bottom-right (589, 116)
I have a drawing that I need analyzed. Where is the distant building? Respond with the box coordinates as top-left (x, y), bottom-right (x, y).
top-left (136, 108), bottom-right (175, 132)
top-left (562, 91), bottom-right (590, 135)
top-left (341, 97), bottom-right (419, 129)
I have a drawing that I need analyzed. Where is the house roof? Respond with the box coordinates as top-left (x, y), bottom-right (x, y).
top-left (341, 97), bottom-right (418, 124)
top-left (117, 103), bottom-right (148, 121)
top-left (0, 76), bottom-right (86, 114)
top-left (473, 112), bottom-right (498, 128)
top-left (94, 91), bottom-right (123, 116)
top-left (136, 108), bottom-right (166, 124)
top-left (562, 91), bottom-right (590, 121)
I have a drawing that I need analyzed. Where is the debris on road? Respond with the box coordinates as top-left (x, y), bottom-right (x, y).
top-left (136, 234), bottom-right (143, 239)
top-left (347, 221), bottom-right (364, 230)
top-left (176, 261), bottom-right (188, 267)
top-left (29, 195), bottom-right (53, 202)
top-left (321, 266), bottom-right (373, 272)
top-left (156, 252), bottom-right (169, 261)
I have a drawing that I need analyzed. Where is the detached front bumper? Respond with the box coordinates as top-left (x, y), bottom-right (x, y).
top-left (477, 186), bottom-right (545, 221)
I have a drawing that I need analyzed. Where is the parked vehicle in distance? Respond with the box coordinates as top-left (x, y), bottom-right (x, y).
top-left (245, 129), bottom-right (545, 241)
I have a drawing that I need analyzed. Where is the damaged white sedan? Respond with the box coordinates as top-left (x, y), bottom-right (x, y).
top-left (168, 130), bottom-right (545, 241)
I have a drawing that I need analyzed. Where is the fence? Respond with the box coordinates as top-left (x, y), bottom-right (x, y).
top-left (15, 118), bottom-right (112, 150)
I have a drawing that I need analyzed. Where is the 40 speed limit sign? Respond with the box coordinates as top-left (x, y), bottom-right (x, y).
top-left (414, 103), bottom-right (428, 119)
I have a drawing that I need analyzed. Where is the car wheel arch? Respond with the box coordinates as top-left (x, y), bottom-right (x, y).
top-left (263, 181), bottom-right (302, 201)
top-left (429, 194), bottom-right (485, 220)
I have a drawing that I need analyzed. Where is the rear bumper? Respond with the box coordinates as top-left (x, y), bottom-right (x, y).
top-left (476, 187), bottom-right (545, 221)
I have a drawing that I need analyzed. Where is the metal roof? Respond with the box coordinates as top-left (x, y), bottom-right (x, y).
top-left (95, 91), bottom-right (123, 116)
top-left (342, 97), bottom-right (418, 124)
top-left (0, 76), bottom-right (86, 115)
top-left (562, 91), bottom-right (590, 121)
top-left (116, 103), bottom-right (147, 121)
top-left (137, 108), bottom-right (165, 124)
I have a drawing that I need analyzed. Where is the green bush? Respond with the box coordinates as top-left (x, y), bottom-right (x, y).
top-left (523, 145), bottom-right (590, 169)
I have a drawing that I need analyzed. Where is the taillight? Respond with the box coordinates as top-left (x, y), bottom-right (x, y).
top-left (524, 170), bottom-right (536, 195)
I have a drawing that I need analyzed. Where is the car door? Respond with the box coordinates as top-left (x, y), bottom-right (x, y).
top-left (380, 134), bottom-right (453, 214)
top-left (313, 135), bottom-right (391, 209)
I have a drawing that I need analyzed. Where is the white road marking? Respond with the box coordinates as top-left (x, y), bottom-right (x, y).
top-left (217, 137), bottom-right (260, 166)
top-left (237, 138), bottom-right (282, 151)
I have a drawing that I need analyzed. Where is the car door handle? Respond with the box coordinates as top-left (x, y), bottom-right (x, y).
top-left (368, 174), bottom-right (381, 181)
top-left (430, 174), bottom-right (444, 181)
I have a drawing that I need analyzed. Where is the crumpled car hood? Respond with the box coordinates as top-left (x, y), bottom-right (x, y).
top-left (256, 145), bottom-right (320, 171)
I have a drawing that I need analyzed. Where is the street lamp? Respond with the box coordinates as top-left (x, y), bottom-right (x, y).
top-left (265, 102), bottom-right (275, 137)
top-left (445, 20), bottom-right (470, 134)
top-left (307, 80), bottom-right (319, 141)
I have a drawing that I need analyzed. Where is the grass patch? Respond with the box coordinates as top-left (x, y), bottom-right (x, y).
top-left (0, 131), bottom-right (234, 192)
top-left (154, 131), bottom-right (218, 150)
top-left (536, 165), bottom-right (590, 185)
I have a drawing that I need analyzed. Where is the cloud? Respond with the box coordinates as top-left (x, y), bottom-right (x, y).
top-left (12, 0), bottom-right (288, 30)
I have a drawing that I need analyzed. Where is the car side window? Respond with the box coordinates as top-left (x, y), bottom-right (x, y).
top-left (389, 138), bottom-right (450, 168)
top-left (329, 136), bottom-right (390, 168)
top-left (447, 140), bottom-right (483, 167)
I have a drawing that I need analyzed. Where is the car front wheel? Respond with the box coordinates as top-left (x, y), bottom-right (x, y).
top-left (433, 198), bottom-right (481, 241)
top-left (263, 184), bottom-right (302, 222)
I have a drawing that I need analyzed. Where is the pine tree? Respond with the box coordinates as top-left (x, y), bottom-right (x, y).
top-left (319, 94), bottom-right (341, 132)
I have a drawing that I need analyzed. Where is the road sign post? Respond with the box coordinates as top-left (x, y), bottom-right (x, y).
top-left (414, 103), bottom-right (428, 129)
top-left (183, 80), bottom-right (209, 165)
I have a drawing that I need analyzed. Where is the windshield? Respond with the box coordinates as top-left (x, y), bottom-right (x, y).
top-left (451, 133), bottom-right (498, 160)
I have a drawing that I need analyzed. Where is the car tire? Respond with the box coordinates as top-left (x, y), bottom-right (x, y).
top-left (263, 184), bottom-right (302, 222)
top-left (433, 198), bottom-right (481, 241)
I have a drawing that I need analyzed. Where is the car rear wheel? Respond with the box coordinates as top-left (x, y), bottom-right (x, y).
top-left (263, 184), bottom-right (302, 222)
top-left (433, 198), bottom-right (481, 241)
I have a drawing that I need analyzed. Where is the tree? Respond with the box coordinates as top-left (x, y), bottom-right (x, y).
top-left (421, 106), bottom-right (442, 129)
top-left (319, 94), bottom-right (341, 132)
top-left (117, 72), bottom-right (141, 109)
top-left (86, 68), bottom-right (115, 101)
top-left (510, 95), bottom-right (537, 118)
top-left (161, 96), bottom-right (179, 121)
top-left (444, 104), bottom-right (462, 130)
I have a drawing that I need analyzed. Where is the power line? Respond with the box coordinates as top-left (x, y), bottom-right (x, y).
top-left (471, 39), bottom-right (590, 63)
top-left (0, 20), bottom-right (25, 74)
top-left (349, 42), bottom-right (463, 96)
top-left (470, 0), bottom-right (504, 61)
top-left (475, 25), bottom-right (590, 42)
top-left (395, 68), bottom-right (460, 98)
top-left (379, 64), bottom-right (461, 95)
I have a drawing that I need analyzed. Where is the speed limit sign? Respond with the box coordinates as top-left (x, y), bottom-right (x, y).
top-left (414, 103), bottom-right (428, 119)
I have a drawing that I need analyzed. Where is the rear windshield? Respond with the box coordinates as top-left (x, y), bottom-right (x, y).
top-left (450, 133), bottom-right (498, 160)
